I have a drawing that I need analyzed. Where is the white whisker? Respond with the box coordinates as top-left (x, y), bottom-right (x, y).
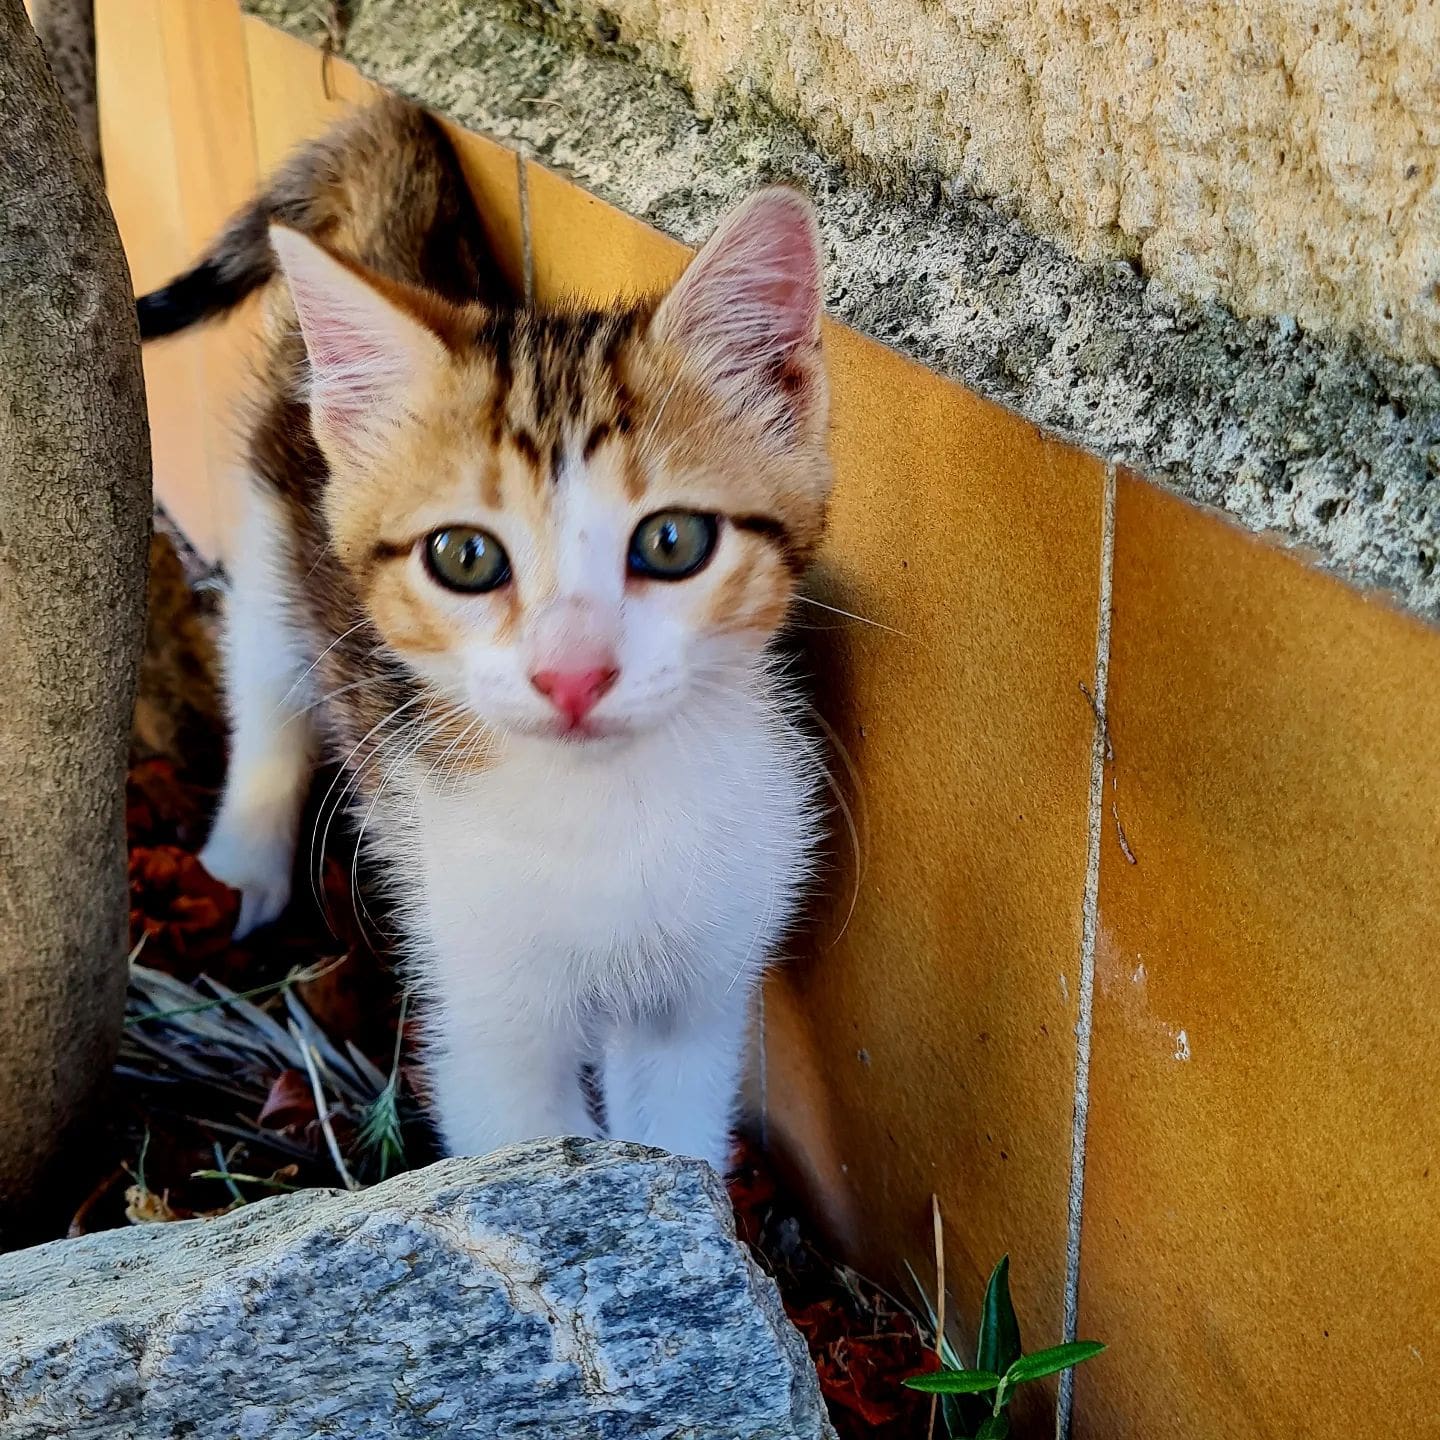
top-left (271, 619), bottom-right (371, 717)
top-left (307, 689), bottom-right (430, 921)
top-left (793, 592), bottom-right (910, 638)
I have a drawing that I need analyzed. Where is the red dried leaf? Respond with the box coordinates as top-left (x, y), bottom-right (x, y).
top-left (125, 758), bottom-right (203, 846)
top-left (726, 1148), bottom-right (777, 1248)
top-left (257, 1069), bottom-right (317, 1131)
top-left (128, 844), bottom-right (240, 976)
top-left (793, 1304), bottom-right (932, 1429)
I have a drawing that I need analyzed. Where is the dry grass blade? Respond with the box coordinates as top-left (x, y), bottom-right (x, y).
top-left (121, 960), bottom-right (413, 1189)
top-left (295, 1026), bottom-right (359, 1192)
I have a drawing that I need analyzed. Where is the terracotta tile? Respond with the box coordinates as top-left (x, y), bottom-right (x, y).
top-left (95, 0), bottom-right (211, 550)
top-left (525, 160), bottom-right (689, 306)
top-left (767, 326), bottom-right (1105, 1386)
top-left (158, 2), bottom-right (259, 258)
top-left (439, 122), bottom-right (526, 302)
top-left (1075, 476), bottom-right (1440, 1437)
top-left (241, 18), bottom-right (374, 175)
top-left (156, 0), bottom-right (259, 553)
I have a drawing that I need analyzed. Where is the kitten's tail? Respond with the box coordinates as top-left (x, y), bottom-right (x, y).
top-left (137, 95), bottom-right (502, 340)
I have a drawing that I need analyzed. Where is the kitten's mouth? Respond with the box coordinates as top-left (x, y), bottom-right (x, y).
top-left (554, 718), bottom-right (623, 743)
top-left (521, 714), bottom-right (627, 744)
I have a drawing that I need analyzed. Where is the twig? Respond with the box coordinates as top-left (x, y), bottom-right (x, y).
top-left (1112, 790), bottom-right (1138, 865)
top-left (181, 1117), bottom-right (315, 1162)
top-left (297, 1029), bottom-right (359, 1191)
top-left (132, 1127), bottom-right (151, 1193)
top-left (192, 1165), bottom-right (303, 1195)
top-left (208, 1141), bottom-right (246, 1204)
top-left (317, 0), bottom-right (350, 101)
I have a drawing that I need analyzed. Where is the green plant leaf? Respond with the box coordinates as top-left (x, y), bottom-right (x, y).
top-left (903, 1368), bottom-right (1003, 1395)
top-left (1004, 1341), bottom-right (1107, 1386)
top-left (976, 1255), bottom-right (1022, 1374)
top-left (976, 1415), bottom-right (1011, 1439)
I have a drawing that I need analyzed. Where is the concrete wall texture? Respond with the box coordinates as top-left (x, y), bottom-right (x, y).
top-left (585, 0), bottom-right (1440, 367)
top-left (240, 0), bottom-right (1440, 630)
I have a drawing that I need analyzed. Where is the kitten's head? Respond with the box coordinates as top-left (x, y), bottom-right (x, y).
top-left (273, 188), bottom-right (829, 744)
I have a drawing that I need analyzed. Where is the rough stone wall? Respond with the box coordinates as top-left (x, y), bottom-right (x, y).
top-left (244, 0), bottom-right (1440, 624)
top-left (573, 0), bottom-right (1440, 367)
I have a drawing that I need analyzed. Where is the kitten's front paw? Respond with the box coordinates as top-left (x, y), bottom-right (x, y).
top-left (199, 823), bottom-right (295, 938)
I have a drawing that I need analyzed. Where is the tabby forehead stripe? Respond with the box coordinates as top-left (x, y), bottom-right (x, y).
top-left (583, 421), bottom-right (613, 461)
top-left (621, 447), bottom-right (648, 503)
top-left (508, 428), bottom-right (540, 466)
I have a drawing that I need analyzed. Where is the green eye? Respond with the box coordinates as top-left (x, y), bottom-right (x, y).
top-left (628, 510), bottom-right (719, 581)
top-left (423, 527), bottom-right (511, 593)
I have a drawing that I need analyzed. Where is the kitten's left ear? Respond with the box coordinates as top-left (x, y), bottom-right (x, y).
top-left (270, 225), bottom-right (448, 467)
top-left (652, 187), bottom-right (824, 424)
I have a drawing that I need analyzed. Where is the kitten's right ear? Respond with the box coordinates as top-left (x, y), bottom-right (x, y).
top-left (651, 187), bottom-right (824, 426)
top-left (269, 226), bottom-right (446, 465)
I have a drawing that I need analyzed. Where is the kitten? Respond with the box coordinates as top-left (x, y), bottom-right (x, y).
top-left (138, 97), bottom-right (831, 1172)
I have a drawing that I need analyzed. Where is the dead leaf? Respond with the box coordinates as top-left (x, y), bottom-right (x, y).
top-left (257, 1069), bottom-right (318, 1131)
top-left (129, 844), bottom-right (240, 975)
top-left (124, 1183), bottom-right (185, 1225)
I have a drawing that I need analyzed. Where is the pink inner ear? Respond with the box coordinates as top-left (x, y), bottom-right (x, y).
top-left (295, 291), bottom-right (370, 376)
top-left (661, 189), bottom-right (822, 373)
top-left (268, 225), bottom-right (439, 452)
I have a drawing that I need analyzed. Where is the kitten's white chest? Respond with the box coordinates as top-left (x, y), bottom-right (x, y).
top-left (399, 693), bottom-right (819, 1018)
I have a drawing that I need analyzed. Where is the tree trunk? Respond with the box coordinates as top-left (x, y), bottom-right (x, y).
top-left (29, 0), bottom-right (100, 176)
top-left (0, 0), bottom-right (150, 1242)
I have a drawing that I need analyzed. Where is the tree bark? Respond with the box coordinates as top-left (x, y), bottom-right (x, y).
top-left (29, 0), bottom-right (100, 175)
top-left (0, 0), bottom-right (150, 1242)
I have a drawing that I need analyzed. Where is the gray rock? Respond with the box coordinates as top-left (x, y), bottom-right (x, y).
top-left (0, 1139), bottom-right (835, 1439)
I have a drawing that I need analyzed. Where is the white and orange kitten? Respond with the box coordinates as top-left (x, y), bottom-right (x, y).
top-left (139, 98), bottom-right (831, 1172)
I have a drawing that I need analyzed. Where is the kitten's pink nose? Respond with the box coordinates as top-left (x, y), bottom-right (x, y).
top-left (530, 666), bottom-right (619, 727)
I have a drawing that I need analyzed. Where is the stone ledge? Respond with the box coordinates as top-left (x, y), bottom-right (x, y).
top-left (245, 0), bottom-right (1440, 624)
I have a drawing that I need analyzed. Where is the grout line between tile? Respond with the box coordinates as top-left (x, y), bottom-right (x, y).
top-left (516, 148), bottom-right (534, 304)
top-left (1056, 462), bottom-right (1116, 1440)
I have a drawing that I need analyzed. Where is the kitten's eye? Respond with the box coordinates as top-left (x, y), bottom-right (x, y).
top-left (628, 510), bottom-right (719, 581)
top-left (423, 527), bottom-right (512, 593)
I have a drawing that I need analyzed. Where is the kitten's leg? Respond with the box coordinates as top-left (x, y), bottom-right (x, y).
top-left (427, 1006), bottom-right (598, 1157)
top-left (200, 485), bottom-right (314, 936)
top-left (602, 987), bottom-right (752, 1173)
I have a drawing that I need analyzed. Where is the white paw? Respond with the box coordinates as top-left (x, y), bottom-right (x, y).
top-left (199, 821), bottom-right (295, 938)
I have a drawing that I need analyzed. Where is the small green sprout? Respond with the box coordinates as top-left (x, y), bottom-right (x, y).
top-left (904, 1255), bottom-right (1105, 1438)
